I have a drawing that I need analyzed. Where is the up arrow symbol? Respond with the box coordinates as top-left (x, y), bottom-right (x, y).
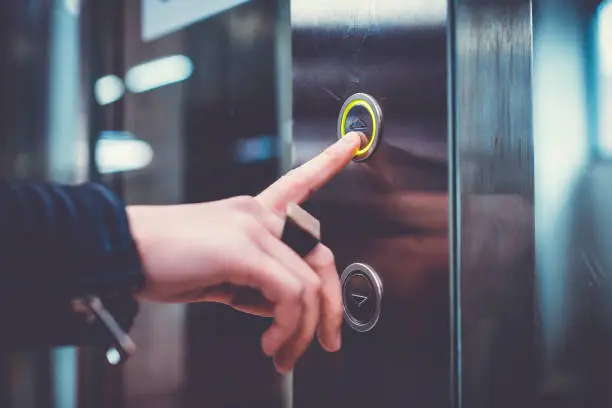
top-left (349, 117), bottom-right (368, 131)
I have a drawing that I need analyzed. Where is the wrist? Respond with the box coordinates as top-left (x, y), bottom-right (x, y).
top-left (125, 206), bottom-right (153, 299)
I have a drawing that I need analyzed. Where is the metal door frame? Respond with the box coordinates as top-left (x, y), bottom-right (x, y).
top-left (450, 1), bottom-right (536, 407)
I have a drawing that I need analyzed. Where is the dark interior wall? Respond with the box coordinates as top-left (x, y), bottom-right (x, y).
top-left (0, 0), bottom-right (53, 179)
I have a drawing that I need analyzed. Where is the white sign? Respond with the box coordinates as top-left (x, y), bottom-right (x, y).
top-left (142, 0), bottom-right (251, 41)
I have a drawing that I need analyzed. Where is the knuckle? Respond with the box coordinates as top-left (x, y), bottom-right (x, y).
top-left (302, 275), bottom-right (322, 303)
top-left (285, 280), bottom-right (304, 303)
top-left (238, 213), bottom-right (262, 237)
top-left (232, 195), bottom-right (258, 212)
top-left (308, 275), bottom-right (322, 296)
top-left (311, 245), bottom-right (335, 268)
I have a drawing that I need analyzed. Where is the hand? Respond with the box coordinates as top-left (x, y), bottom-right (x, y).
top-left (127, 132), bottom-right (362, 373)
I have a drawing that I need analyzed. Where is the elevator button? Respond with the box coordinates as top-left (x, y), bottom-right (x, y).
top-left (340, 263), bottom-right (383, 332)
top-left (345, 273), bottom-right (376, 323)
top-left (337, 93), bottom-right (383, 162)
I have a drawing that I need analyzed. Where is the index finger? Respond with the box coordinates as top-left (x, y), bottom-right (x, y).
top-left (257, 132), bottom-right (362, 213)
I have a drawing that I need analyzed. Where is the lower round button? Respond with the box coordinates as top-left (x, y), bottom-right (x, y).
top-left (340, 263), bottom-right (383, 332)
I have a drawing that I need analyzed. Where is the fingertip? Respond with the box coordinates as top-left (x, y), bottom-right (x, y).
top-left (317, 326), bottom-right (342, 353)
top-left (342, 131), bottom-right (364, 150)
top-left (274, 357), bottom-right (292, 375)
top-left (261, 328), bottom-right (279, 356)
top-left (334, 330), bottom-right (342, 351)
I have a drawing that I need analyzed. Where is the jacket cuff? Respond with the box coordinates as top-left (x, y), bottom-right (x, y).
top-left (70, 182), bottom-right (146, 298)
top-left (0, 181), bottom-right (145, 353)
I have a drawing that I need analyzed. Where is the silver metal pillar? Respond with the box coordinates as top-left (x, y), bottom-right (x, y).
top-left (451, 1), bottom-right (535, 407)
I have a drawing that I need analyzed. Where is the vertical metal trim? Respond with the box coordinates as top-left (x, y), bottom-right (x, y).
top-left (447, 0), bottom-right (461, 406)
top-left (47, 2), bottom-right (86, 408)
top-left (275, 1), bottom-right (293, 407)
top-left (47, 0), bottom-right (83, 184)
top-left (275, 0), bottom-right (293, 175)
top-left (453, 1), bottom-right (535, 407)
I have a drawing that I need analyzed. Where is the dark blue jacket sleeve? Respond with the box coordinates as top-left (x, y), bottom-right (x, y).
top-left (0, 181), bottom-right (144, 348)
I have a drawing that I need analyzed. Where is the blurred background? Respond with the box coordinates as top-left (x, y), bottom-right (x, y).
top-left (0, 1), bottom-right (286, 407)
top-left (533, 0), bottom-right (612, 405)
top-left (0, 0), bottom-right (611, 407)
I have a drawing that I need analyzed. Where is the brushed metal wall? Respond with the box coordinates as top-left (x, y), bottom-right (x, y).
top-left (290, 1), bottom-right (450, 407)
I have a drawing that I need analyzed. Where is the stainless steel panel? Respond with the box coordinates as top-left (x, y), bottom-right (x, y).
top-left (452, 1), bottom-right (535, 407)
top-left (290, 1), bottom-right (449, 407)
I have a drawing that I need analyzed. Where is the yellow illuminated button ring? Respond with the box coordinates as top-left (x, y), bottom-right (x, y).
top-left (337, 93), bottom-right (383, 162)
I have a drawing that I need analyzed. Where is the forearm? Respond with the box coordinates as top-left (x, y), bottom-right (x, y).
top-left (0, 180), bottom-right (144, 348)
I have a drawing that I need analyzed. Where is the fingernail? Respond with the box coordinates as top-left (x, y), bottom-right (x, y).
top-left (358, 133), bottom-right (369, 148)
top-left (341, 132), bottom-right (362, 146)
top-left (261, 336), bottom-right (276, 357)
top-left (274, 358), bottom-right (291, 375)
top-left (335, 332), bottom-right (342, 350)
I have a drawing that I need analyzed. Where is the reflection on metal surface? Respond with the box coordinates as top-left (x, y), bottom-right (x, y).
top-left (291, 0), bottom-right (446, 28)
top-left (95, 131), bottom-right (154, 174)
top-left (291, 0), bottom-right (449, 405)
top-left (453, 1), bottom-right (535, 407)
top-left (234, 135), bottom-right (275, 163)
top-left (141, 0), bottom-right (252, 41)
top-left (125, 54), bottom-right (193, 93)
top-left (94, 75), bottom-right (125, 105)
top-left (105, 348), bottom-right (121, 365)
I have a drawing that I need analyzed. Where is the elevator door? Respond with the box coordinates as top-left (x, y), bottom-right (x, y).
top-left (290, 1), bottom-right (450, 407)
